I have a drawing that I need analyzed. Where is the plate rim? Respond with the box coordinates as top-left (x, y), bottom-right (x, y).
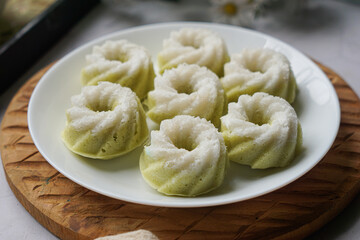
top-left (28, 21), bottom-right (341, 208)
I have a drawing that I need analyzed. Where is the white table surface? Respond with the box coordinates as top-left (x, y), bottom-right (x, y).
top-left (1, 0), bottom-right (360, 239)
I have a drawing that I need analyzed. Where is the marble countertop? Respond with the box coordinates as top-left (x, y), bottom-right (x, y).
top-left (1, 0), bottom-right (359, 239)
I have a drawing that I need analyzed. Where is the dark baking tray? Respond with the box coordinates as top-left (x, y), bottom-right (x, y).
top-left (0, 0), bottom-right (99, 93)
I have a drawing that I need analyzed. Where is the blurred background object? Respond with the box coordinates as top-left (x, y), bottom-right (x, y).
top-left (0, 0), bottom-right (7, 16)
top-left (0, 0), bottom-right (99, 93)
top-left (100, 0), bottom-right (315, 29)
top-left (210, 0), bottom-right (263, 27)
top-left (0, 0), bottom-right (56, 47)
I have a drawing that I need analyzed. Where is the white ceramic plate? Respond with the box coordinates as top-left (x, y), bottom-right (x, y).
top-left (28, 22), bottom-right (340, 208)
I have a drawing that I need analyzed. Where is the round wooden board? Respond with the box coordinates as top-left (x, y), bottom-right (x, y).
top-left (1, 62), bottom-right (360, 240)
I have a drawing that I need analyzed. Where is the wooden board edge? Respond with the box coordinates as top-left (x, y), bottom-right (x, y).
top-left (277, 181), bottom-right (360, 240)
top-left (4, 168), bottom-right (90, 240)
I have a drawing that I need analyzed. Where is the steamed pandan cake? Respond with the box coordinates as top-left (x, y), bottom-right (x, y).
top-left (147, 64), bottom-right (226, 127)
top-left (221, 48), bottom-right (297, 103)
top-left (221, 92), bottom-right (302, 169)
top-left (82, 40), bottom-right (155, 100)
top-left (140, 115), bottom-right (228, 197)
top-left (158, 28), bottom-right (229, 76)
top-left (62, 82), bottom-right (149, 159)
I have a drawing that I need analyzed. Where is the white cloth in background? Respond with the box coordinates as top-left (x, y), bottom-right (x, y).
top-left (95, 230), bottom-right (159, 240)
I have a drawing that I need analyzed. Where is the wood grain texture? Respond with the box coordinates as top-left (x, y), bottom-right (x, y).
top-left (1, 62), bottom-right (360, 240)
